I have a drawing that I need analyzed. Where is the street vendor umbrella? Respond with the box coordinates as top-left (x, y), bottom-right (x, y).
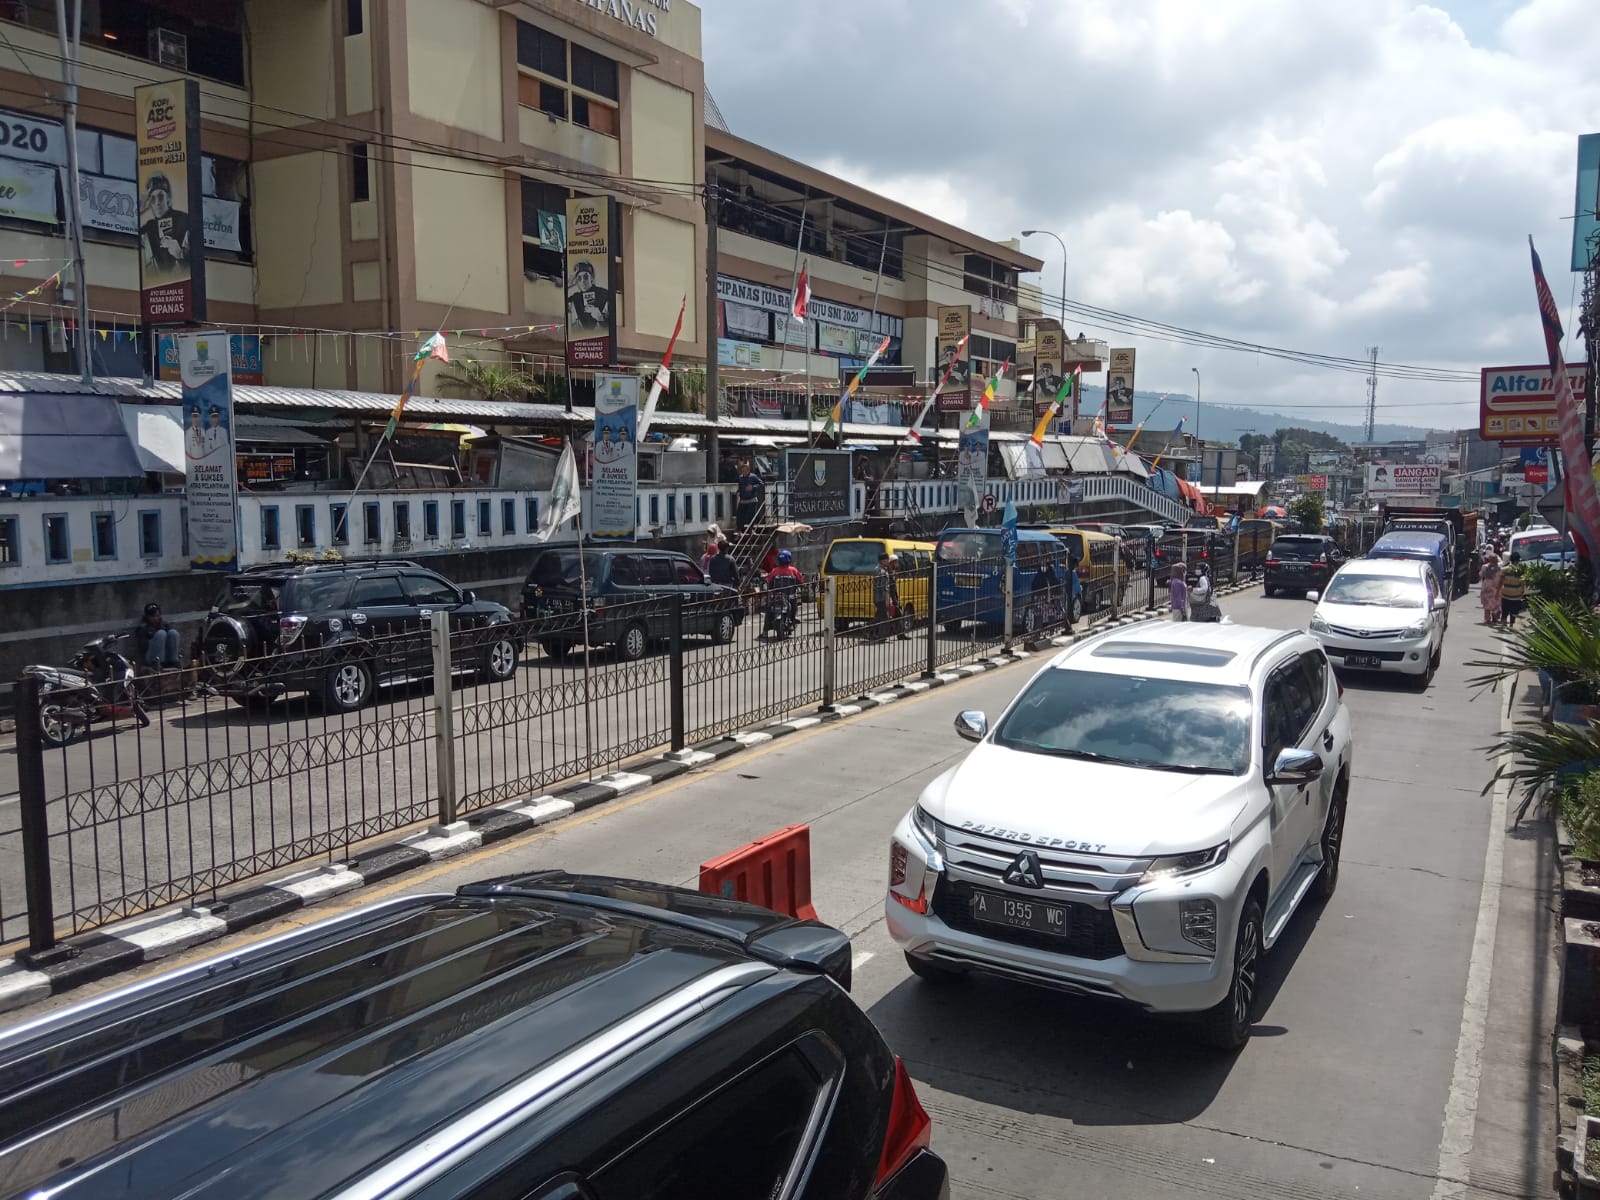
top-left (1259, 505), bottom-right (1288, 518)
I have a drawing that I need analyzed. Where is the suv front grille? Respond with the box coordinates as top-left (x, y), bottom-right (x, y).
top-left (932, 879), bottom-right (1124, 960)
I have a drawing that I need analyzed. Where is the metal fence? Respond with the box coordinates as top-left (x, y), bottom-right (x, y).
top-left (4, 546), bottom-right (1217, 954)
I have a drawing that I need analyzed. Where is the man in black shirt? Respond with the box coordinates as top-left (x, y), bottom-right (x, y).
top-left (735, 459), bottom-right (765, 531)
top-left (139, 173), bottom-right (190, 276)
top-left (566, 259), bottom-right (612, 331)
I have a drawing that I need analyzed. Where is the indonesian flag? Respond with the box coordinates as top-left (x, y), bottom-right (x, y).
top-left (1531, 237), bottom-right (1600, 565)
top-left (637, 295), bottom-right (686, 443)
top-left (791, 263), bottom-right (811, 322)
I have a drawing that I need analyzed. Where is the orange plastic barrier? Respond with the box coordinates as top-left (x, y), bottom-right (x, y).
top-left (698, 823), bottom-right (818, 922)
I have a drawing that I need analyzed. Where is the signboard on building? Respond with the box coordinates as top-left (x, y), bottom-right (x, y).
top-left (716, 275), bottom-right (899, 335)
top-left (935, 305), bottom-right (972, 401)
top-left (1479, 362), bottom-right (1586, 444)
top-left (590, 372), bottom-right (638, 540)
top-left (1575, 134), bottom-right (1600, 272)
top-left (179, 331), bottom-right (238, 571)
top-left (0, 158), bottom-right (57, 225)
top-left (720, 297), bottom-right (769, 340)
top-left (816, 324), bottom-right (858, 356)
top-left (1366, 464), bottom-right (1440, 497)
top-left (957, 409), bottom-right (989, 523)
top-left (1034, 327), bottom-right (1066, 418)
top-left (772, 313), bottom-right (812, 351)
top-left (1106, 347), bottom-right (1136, 424)
top-left (717, 339), bottom-right (765, 369)
top-left (1306, 473), bottom-right (1328, 492)
top-left (158, 333), bottom-right (263, 384)
top-left (784, 449), bottom-right (853, 525)
top-left (564, 195), bottom-right (615, 367)
top-left (134, 79), bottom-right (205, 325)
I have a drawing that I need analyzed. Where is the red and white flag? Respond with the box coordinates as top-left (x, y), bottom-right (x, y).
top-left (1531, 237), bottom-right (1600, 567)
top-left (791, 263), bottom-right (811, 322)
top-left (636, 294), bottom-right (687, 443)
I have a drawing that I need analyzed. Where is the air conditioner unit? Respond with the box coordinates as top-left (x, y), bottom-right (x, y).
top-left (149, 28), bottom-right (188, 70)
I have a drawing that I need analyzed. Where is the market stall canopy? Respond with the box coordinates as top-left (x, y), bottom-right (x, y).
top-left (0, 393), bottom-right (144, 481)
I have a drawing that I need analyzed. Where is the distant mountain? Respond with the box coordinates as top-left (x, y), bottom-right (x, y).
top-left (1078, 386), bottom-right (1429, 446)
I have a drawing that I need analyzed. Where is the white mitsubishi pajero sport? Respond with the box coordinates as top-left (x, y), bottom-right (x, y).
top-left (885, 622), bottom-right (1353, 1049)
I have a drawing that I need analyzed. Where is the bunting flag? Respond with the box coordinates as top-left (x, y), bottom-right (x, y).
top-left (791, 263), bottom-right (811, 322)
top-left (382, 332), bottom-right (450, 441)
top-left (1030, 366), bottom-right (1079, 447)
top-left (822, 335), bottom-right (892, 438)
top-left (1531, 237), bottom-right (1600, 567)
top-left (636, 294), bottom-right (687, 443)
top-left (907, 333), bottom-right (969, 444)
top-left (963, 359), bottom-right (1010, 431)
top-left (1149, 415), bottom-right (1187, 471)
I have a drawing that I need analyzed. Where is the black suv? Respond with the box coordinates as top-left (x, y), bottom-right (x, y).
top-left (0, 873), bottom-right (949, 1200)
top-left (522, 547), bottom-right (745, 661)
top-left (1263, 534), bottom-right (1344, 597)
top-left (202, 560), bottom-right (518, 711)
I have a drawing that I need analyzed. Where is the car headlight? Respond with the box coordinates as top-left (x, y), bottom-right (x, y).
top-left (1308, 613), bottom-right (1329, 633)
top-left (1403, 618), bottom-right (1431, 637)
top-left (912, 805), bottom-right (942, 851)
top-left (1140, 842), bottom-right (1229, 884)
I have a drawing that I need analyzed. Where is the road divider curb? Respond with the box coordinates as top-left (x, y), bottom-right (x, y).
top-left (0, 588), bottom-right (1257, 1014)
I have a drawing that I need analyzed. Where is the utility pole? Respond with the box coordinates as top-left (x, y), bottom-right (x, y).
top-left (55, 0), bottom-right (91, 383)
top-left (703, 168), bottom-right (720, 484)
top-left (1364, 346), bottom-right (1379, 442)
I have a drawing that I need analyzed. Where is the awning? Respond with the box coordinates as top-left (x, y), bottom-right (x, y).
top-left (0, 393), bottom-right (145, 480)
top-left (235, 415), bottom-right (335, 446)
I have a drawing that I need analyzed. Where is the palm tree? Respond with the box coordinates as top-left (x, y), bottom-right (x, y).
top-left (440, 358), bottom-right (541, 403)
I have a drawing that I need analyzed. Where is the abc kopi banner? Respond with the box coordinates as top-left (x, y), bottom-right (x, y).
top-left (134, 78), bottom-right (206, 325)
top-left (565, 195), bottom-right (616, 367)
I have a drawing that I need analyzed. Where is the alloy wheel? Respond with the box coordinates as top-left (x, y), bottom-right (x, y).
top-left (623, 624), bottom-right (647, 660)
top-left (331, 664), bottom-right (369, 708)
top-left (39, 703), bottom-right (73, 747)
top-left (488, 637), bottom-right (517, 678)
top-left (1233, 914), bottom-right (1261, 1031)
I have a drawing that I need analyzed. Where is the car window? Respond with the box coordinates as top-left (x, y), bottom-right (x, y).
top-left (914, 551), bottom-right (932, 568)
top-left (1269, 658), bottom-right (1318, 750)
top-left (1263, 671), bottom-right (1297, 764)
top-left (590, 1046), bottom-right (825, 1200)
top-left (1296, 651), bottom-right (1329, 718)
top-left (1322, 574), bottom-right (1426, 608)
top-left (282, 574), bottom-right (351, 612)
top-left (528, 550), bottom-right (583, 588)
top-left (216, 578), bottom-right (290, 615)
top-left (824, 541), bottom-right (884, 574)
top-left (402, 572), bottom-right (461, 606)
top-left (935, 531), bottom-right (998, 562)
top-left (1271, 539), bottom-right (1328, 561)
top-left (675, 559), bottom-right (704, 585)
top-left (640, 556), bottom-right (675, 586)
top-left (349, 575), bottom-right (407, 607)
top-left (610, 555), bottom-right (642, 587)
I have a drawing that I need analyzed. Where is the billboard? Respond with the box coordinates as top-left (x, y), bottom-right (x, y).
top-left (784, 450), bottom-right (853, 524)
top-left (1106, 347), bottom-right (1136, 424)
top-left (158, 333), bottom-right (263, 384)
top-left (1034, 327), bottom-right (1066, 417)
top-left (135, 79), bottom-right (205, 325)
top-left (1306, 473), bottom-right (1327, 492)
top-left (935, 305), bottom-right (972, 405)
top-left (1575, 134), bottom-right (1600, 272)
top-left (1479, 362), bottom-right (1586, 444)
top-left (590, 372), bottom-right (638, 540)
top-left (1366, 464), bottom-right (1440, 497)
top-left (565, 195), bottom-right (615, 367)
top-left (179, 331), bottom-right (238, 570)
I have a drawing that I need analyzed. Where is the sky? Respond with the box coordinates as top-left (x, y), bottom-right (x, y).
top-left (699, 0), bottom-right (1600, 434)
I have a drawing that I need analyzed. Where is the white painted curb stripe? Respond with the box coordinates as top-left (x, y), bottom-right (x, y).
top-left (731, 731), bottom-right (773, 746)
top-left (278, 864), bottom-right (364, 903)
top-left (598, 771), bottom-right (654, 793)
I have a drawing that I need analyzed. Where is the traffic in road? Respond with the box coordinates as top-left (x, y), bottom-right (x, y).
top-left (6, 583), bottom-right (1553, 1199)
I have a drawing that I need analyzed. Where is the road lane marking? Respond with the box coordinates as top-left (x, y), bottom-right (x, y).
top-left (1429, 666), bottom-right (1512, 1200)
top-left (851, 950), bottom-right (875, 973)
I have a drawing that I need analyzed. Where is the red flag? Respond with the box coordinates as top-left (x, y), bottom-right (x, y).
top-left (1531, 237), bottom-right (1600, 566)
top-left (791, 263), bottom-right (811, 322)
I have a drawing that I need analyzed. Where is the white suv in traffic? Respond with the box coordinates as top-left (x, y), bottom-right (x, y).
top-left (885, 622), bottom-right (1353, 1049)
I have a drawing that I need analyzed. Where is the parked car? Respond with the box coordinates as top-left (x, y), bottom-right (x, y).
top-left (1308, 558), bottom-right (1448, 690)
top-left (886, 622), bottom-right (1353, 1049)
top-left (818, 537), bottom-right (935, 630)
top-left (521, 546), bottom-right (745, 661)
top-left (1262, 534), bottom-right (1344, 597)
top-left (1040, 527), bottom-right (1125, 613)
top-left (0, 874), bottom-right (948, 1199)
top-left (202, 560), bottom-right (518, 712)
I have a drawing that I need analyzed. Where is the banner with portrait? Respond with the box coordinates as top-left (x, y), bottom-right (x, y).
top-left (135, 79), bottom-right (206, 325)
top-left (590, 371), bottom-right (639, 539)
top-left (957, 409), bottom-right (990, 524)
top-left (935, 305), bottom-right (972, 407)
top-left (565, 195), bottom-right (615, 367)
top-left (1035, 327), bottom-right (1066, 416)
top-left (179, 331), bottom-right (237, 570)
top-left (1106, 347), bottom-right (1136, 424)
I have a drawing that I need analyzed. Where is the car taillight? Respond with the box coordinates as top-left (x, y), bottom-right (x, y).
top-left (876, 1056), bottom-right (933, 1185)
top-left (1265, 557), bottom-right (1279, 567)
top-left (1200, 550), bottom-right (1209, 559)
top-left (278, 614), bottom-right (307, 647)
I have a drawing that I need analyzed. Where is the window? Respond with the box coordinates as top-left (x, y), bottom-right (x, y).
top-left (330, 502), bottom-right (350, 545)
top-left (262, 505), bottom-right (282, 551)
top-left (345, 0), bottom-right (364, 35)
top-left (520, 178), bottom-right (568, 277)
top-left (423, 500), bottom-right (440, 540)
top-left (88, 511), bottom-right (116, 561)
top-left (502, 498), bottom-right (518, 536)
top-left (675, 559), bottom-right (704, 585)
top-left (393, 501), bottom-right (412, 542)
top-left (41, 512), bottom-right (71, 564)
top-left (610, 555), bottom-right (642, 586)
top-left (590, 1047), bottom-right (826, 1200)
top-left (714, 493), bottom-right (724, 520)
top-left (363, 501), bottom-right (381, 545)
top-left (570, 95), bottom-right (618, 136)
top-left (666, 494), bottom-right (677, 525)
top-left (518, 74), bottom-right (568, 119)
top-left (351, 143), bottom-right (371, 202)
top-left (649, 494), bottom-right (660, 526)
top-left (962, 254), bottom-right (1019, 304)
top-left (516, 21), bottom-right (568, 78)
top-left (526, 498), bottom-right (539, 532)
top-left (138, 509), bottom-right (162, 557)
top-left (402, 572), bottom-right (461, 607)
top-left (350, 575), bottom-right (407, 607)
top-left (0, 515), bottom-right (19, 565)
top-left (699, 494), bottom-right (709, 522)
top-left (451, 500), bottom-right (467, 540)
top-left (640, 556), bottom-right (675, 585)
top-left (570, 44), bottom-right (619, 99)
top-left (296, 505), bottom-right (316, 548)
top-left (477, 498), bottom-right (493, 536)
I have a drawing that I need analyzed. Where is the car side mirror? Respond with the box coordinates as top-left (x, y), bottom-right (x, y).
top-left (464, 590), bottom-right (476, 604)
top-left (1433, 596), bottom-right (1448, 611)
top-left (954, 710), bottom-right (988, 742)
top-left (1269, 747), bottom-right (1324, 785)
top-left (1305, 590), bottom-right (1319, 602)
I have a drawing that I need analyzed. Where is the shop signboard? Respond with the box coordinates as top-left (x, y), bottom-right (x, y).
top-left (1366, 464), bottom-right (1440, 497)
top-left (1106, 348), bottom-right (1136, 424)
top-left (135, 78), bottom-right (206, 325)
top-left (565, 195), bottom-right (615, 366)
top-left (717, 338), bottom-right (766, 368)
top-left (158, 333), bottom-right (263, 384)
top-left (816, 324), bottom-right (858, 356)
top-left (179, 331), bottom-right (238, 571)
top-left (0, 158), bottom-right (57, 225)
top-left (784, 449), bottom-right (853, 524)
top-left (721, 297), bottom-right (769, 340)
top-left (1306, 473), bottom-right (1327, 492)
top-left (590, 372), bottom-right (639, 540)
top-left (1479, 362), bottom-right (1585, 444)
top-left (1574, 133), bottom-right (1600, 272)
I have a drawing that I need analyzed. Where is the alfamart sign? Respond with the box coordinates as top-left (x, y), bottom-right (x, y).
top-left (573, 0), bottom-right (670, 37)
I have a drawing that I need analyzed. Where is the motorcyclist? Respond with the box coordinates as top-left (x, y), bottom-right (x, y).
top-left (763, 550), bottom-right (803, 637)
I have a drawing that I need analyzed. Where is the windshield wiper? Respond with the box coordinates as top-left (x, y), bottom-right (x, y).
top-left (1021, 746), bottom-right (1141, 766)
top-left (1133, 761), bottom-right (1236, 775)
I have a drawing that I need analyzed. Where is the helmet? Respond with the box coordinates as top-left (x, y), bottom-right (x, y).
top-left (777, 550), bottom-right (793, 565)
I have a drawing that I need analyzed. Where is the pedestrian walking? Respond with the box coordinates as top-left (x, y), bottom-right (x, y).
top-left (735, 460), bottom-right (765, 532)
top-left (1500, 552), bottom-right (1528, 627)
top-left (707, 541), bottom-right (740, 589)
top-left (1190, 563), bottom-right (1220, 622)
top-left (1478, 553), bottom-right (1503, 626)
top-left (872, 552), bottom-right (902, 639)
top-left (1169, 561), bottom-right (1189, 621)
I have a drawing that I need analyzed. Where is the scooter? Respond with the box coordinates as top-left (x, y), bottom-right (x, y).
top-left (761, 586), bottom-right (798, 640)
top-left (22, 634), bottom-right (151, 747)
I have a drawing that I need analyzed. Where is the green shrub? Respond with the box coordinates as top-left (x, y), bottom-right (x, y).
top-left (1562, 772), bottom-right (1600, 861)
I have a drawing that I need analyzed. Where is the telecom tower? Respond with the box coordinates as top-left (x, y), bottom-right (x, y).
top-left (1364, 347), bottom-right (1379, 442)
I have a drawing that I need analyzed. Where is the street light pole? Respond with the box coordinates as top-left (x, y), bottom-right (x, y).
top-left (1191, 366), bottom-right (1202, 490)
top-left (1020, 229), bottom-right (1067, 330)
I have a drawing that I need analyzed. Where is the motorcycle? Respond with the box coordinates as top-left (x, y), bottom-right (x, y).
top-left (761, 585), bottom-right (798, 640)
top-left (23, 634), bottom-right (151, 747)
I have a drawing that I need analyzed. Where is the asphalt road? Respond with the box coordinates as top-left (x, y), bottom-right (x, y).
top-left (9, 585), bottom-right (1557, 1198)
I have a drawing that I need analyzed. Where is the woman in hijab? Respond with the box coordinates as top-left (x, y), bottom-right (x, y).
top-left (1478, 552), bottom-right (1503, 626)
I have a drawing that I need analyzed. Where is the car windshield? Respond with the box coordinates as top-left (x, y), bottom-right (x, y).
top-left (825, 542), bottom-right (885, 574)
top-left (1324, 575), bottom-right (1425, 608)
top-left (216, 579), bottom-right (288, 614)
top-left (993, 669), bottom-right (1252, 775)
top-left (1514, 533), bottom-right (1572, 556)
top-left (936, 532), bottom-right (999, 563)
top-left (1271, 539), bottom-right (1326, 560)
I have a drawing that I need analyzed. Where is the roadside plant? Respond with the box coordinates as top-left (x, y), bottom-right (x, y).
top-left (1288, 493), bottom-right (1324, 534)
top-left (441, 358), bottom-right (541, 403)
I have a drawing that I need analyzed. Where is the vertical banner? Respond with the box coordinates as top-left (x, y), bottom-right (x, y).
top-left (957, 407), bottom-right (990, 525)
top-left (565, 195), bottom-right (615, 367)
top-left (1106, 347), bottom-right (1136, 424)
top-left (590, 371), bottom-right (639, 540)
top-left (179, 331), bottom-right (238, 570)
top-left (135, 79), bottom-right (205, 325)
top-left (934, 304), bottom-right (972, 409)
top-left (1034, 327), bottom-right (1064, 415)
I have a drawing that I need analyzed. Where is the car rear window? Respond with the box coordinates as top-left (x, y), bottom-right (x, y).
top-left (1513, 533), bottom-right (1571, 557)
top-left (527, 550), bottom-right (585, 588)
top-left (824, 541), bottom-right (885, 574)
top-left (936, 531), bottom-right (999, 563)
top-left (1271, 539), bottom-right (1328, 560)
top-left (216, 578), bottom-right (289, 614)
